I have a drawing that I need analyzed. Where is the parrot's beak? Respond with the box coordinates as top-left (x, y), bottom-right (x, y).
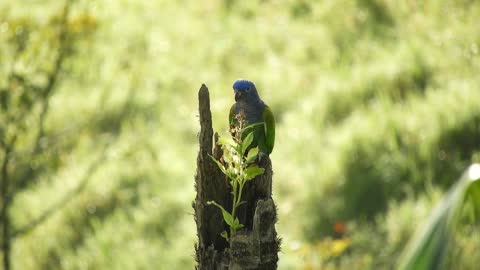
top-left (234, 89), bottom-right (242, 101)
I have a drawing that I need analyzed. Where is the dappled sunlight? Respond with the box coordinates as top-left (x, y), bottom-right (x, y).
top-left (1, 0), bottom-right (479, 269)
top-left (468, 163), bottom-right (480, 180)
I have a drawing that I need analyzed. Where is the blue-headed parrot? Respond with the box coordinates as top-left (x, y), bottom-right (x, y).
top-left (229, 79), bottom-right (275, 159)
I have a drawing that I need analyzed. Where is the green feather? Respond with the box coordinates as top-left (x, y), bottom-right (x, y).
top-left (262, 105), bottom-right (275, 154)
top-left (228, 104), bottom-right (275, 155)
top-left (229, 104), bottom-right (235, 129)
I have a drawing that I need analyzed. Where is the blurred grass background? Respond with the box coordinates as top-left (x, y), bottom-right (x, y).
top-left (1, 0), bottom-right (479, 269)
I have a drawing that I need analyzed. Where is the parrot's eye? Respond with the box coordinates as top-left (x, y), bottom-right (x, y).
top-left (246, 87), bottom-right (251, 92)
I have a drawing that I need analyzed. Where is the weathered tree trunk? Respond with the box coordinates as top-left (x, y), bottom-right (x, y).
top-left (194, 84), bottom-right (280, 270)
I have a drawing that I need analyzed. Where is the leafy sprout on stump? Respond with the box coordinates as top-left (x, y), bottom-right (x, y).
top-left (208, 115), bottom-right (265, 242)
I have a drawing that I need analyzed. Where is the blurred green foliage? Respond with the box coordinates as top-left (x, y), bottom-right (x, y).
top-left (399, 165), bottom-right (480, 270)
top-left (0, 0), bottom-right (479, 269)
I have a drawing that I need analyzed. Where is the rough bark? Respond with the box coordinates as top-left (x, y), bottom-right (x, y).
top-left (194, 84), bottom-right (279, 270)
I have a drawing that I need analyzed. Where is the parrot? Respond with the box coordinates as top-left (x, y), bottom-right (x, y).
top-left (229, 79), bottom-right (275, 161)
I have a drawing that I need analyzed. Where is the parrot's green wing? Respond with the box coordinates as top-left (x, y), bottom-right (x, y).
top-left (262, 105), bottom-right (275, 154)
top-left (229, 104), bottom-right (235, 129)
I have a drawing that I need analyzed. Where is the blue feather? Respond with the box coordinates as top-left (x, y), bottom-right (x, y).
top-left (233, 79), bottom-right (256, 92)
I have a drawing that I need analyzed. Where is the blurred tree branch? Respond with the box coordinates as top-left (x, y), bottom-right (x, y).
top-left (0, 2), bottom-right (104, 269)
top-left (10, 144), bottom-right (109, 239)
top-left (7, 6), bottom-right (69, 192)
top-left (1, 139), bottom-right (14, 270)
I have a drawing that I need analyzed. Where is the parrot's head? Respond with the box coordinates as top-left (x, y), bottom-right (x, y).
top-left (232, 79), bottom-right (260, 102)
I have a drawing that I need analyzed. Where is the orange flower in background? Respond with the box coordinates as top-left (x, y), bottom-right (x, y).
top-left (334, 221), bottom-right (346, 235)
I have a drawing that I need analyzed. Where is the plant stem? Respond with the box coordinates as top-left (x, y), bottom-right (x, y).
top-left (231, 183), bottom-right (238, 236)
top-left (230, 175), bottom-right (247, 237)
top-left (237, 181), bottom-right (245, 206)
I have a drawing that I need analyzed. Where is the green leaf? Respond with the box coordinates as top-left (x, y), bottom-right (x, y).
top-left (467, 180), bottom-right (480, 217)
top-left (209, 154), bottom-right (236, 180)
top-left (218, 136), bottom-right (236, 148)
top-left (222, 150), bottom-right (233, 163)
top-left (243, 122), bottom-right (264, 132)
top-left (225, 167), bottom-right (236, 181)
top-left (207, 201), bottom-right (234, 227)
top-left (232, 217), bottom-right (244, 231)
top-left (398, 164), bottom-right (480, 270)
top-left (241, 132), bottom-right (254, 156)
top-left (237, 201), bottom-right (247, 207)
top-left (246, 147), bottom-right (258, 164)
top-left (244, 166), bottom-right (265, 181)
top-left (220, 230), bottom-right (229, 241)
top-left (209, 155), bottom-right (226, 174)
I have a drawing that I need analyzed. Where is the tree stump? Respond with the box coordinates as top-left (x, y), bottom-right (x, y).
top-left (194, 84), bottom-right (280, 270)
